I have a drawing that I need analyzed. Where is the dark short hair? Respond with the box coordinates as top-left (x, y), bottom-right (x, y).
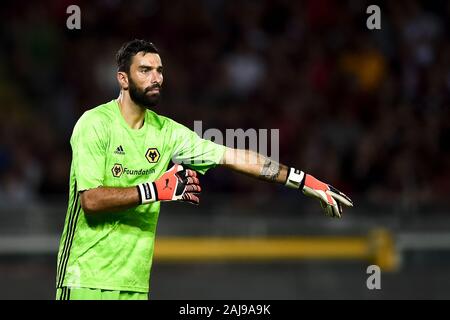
top-left (116, 39), bottom-right (159, 73)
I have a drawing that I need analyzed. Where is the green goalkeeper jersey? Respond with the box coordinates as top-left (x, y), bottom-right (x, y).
top-left (56, 99), bottom-right (225, 292)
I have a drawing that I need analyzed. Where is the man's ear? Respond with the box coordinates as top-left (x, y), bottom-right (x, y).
top-left (117, 71), bottom-right (129, 90)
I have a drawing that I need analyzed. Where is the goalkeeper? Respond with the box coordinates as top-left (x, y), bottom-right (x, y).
top-left (56, 39), bottom-right (353, 300)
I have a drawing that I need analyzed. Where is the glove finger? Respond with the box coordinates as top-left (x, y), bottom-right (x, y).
top-left (320, 201), bottom-right (333, 217)
top-left (305, 187), bottom-right (342, 218)
top-left (328, 190), bottom-right (353, 207)
top-left (186, 177), bottom-right (200, 185)
top-left (304, 187), bottom-right (330, 204)
top-left (320, 200), bottom-right (341, 218)
top-left (315, 188), bottom-right (335, 206)
top-left (324, 197), bottom-right (340, 218)
top-left (326, 205), bottom-right (334, 217)
top-left (331, 202), bottom-right (341, 218)
top-left (185, 184), bottom-right (202, 193)
top-left (182, 192), bottom-right (200, 205)
top-left (185, 169), bottom-right (198, 178)
top-left (328, 185), bottom-right (353, 206)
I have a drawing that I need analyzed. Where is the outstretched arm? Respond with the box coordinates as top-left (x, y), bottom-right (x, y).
top-left (220, 147), bottom-right (353, 218)
top-left (220, 147), bottom-right (289, 184)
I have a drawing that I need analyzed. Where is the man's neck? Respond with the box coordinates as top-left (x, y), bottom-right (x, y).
top-left (117, 92), bottom-right (146, 130)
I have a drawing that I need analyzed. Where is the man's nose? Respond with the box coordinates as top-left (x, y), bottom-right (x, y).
top-left (150, 70), bottom-right (163, 84)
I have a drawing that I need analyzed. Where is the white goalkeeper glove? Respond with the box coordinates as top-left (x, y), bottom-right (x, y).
top-left (285, 168), bottom-right (353, 218)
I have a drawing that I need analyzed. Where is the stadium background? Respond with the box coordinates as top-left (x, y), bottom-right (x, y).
top-left (0, 0), bottom-right (449, 299)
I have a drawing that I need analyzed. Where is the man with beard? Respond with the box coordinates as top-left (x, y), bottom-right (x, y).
top-left (56, 39), bottom-right (353, 300)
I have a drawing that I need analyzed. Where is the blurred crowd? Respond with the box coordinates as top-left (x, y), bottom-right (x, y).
top-left (0, 0), bottom-right (449, 210)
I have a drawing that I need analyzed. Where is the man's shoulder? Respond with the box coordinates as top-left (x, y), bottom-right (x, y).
top-left (145, 109), bottom-right (180, 131)
top-left (71, 100), bottom-right (117, 141)
top-left (79, 100), bottom-right (117, 125)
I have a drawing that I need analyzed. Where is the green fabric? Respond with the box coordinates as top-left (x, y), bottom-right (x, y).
top-left (56, 100), bottom-right (225, 293)
top-left (56, 287), bottom-right (148, 300)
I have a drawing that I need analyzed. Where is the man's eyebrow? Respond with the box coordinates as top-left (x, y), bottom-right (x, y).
top-left (138, 65), bottom-right (163, 69)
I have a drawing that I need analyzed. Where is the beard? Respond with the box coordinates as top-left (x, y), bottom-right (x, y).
top-left (128, 78), bottom-right (161, 109)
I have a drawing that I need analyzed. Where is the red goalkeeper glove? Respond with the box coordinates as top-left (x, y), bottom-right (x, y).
top-left (137, 164), bottom-right (201, 205)
top-left (285, 168), bottom-right (353, 218)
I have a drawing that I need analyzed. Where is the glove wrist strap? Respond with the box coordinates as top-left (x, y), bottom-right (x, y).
top-left (137, 182), bottom-right (158, 204)
top-left (285, 167), bottom-right (305, 190)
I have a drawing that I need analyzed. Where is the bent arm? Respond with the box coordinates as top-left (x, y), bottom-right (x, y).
top-left (220, 147), bottom-right (289, 184)
top-left (80, 187), bottom-right (140, 214)
top-left (80, 164), bottom-right (201, 215)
